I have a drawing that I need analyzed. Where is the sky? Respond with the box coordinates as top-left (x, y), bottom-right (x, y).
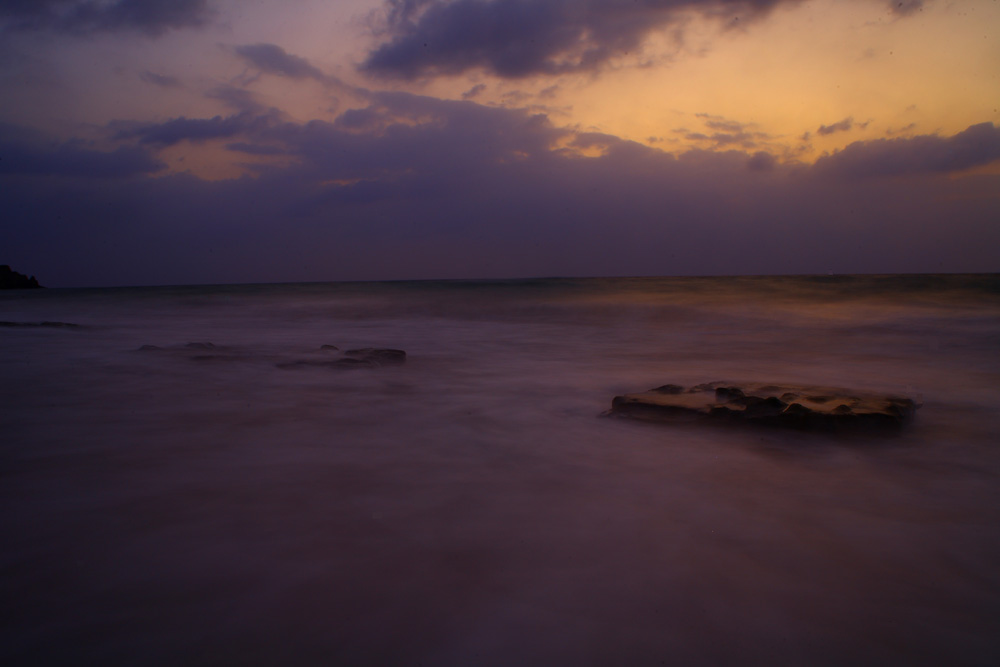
top-left (0, 0), bottom-right (998, 287)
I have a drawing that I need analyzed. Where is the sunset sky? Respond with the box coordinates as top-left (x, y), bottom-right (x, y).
top-left (1, 0), bottom-right (998, 287)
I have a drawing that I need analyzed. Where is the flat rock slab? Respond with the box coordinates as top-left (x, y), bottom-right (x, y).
top-left (138, 342), bottom-right (407, 369)
top-left (610, 381), bottom-right (918, 431)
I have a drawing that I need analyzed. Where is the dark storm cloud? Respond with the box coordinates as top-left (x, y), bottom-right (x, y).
top-left (0, 0), bottom-right (212, 36)
top-left (0, 123), bottom-right (164, 178)
top-left (234, 43), bottom-right (330, 83)
top-left (362, 0), bottom-right (800, 79)
top-left (815, 122), bottom-right (1000, 177)
top-left (362, 0), bottom-right (922, 79)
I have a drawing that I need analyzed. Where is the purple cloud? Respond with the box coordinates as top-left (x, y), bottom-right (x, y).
top-left (815, 122), bottom-right (1000, 177)
top-left (461, 83), bottom-right (487, 100)
top-left (234, 43), bottom-right (330, 83)
top-left (891, 0), bottom-right (924, 16)
top-left (746, 150), bottom-right (776, 171)
top-left (139, 70), bottom-right (181, 88)
top-left (111, 111), bottom-right (279, 147)
top-left (683, 114), bottom-right (770, 149)
top-left (362, 0), bottom-right (921, 79)
top-left (817, 117), bottom-right (854, 136)
top-left (5, 96), bottom-right (997, 287)
top-left (0, 124), bottom-right (164, 178)
top-left (362, 0), bottom-right (799, 79)
top-left (206, 86), bottom-right (265, 113)
top-left (0, 0), bottom-right (212, 36)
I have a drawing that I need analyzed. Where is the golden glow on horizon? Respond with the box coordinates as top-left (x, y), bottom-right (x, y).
top-left (5, 0), bottom-right (995, 177)
top-left (555, 1), bottom-right (1000, 160)
top-left (160, 0), bottom-right (1000, 174)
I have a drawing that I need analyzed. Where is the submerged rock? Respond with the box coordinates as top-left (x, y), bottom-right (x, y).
top-left (137, 341), bottom-right (242, 362)
top-left (277, 357), bottom-right (375, 370)
top-left (0, 321), bottom-right (80, 328)
top-left (137, 341), bottom-right (407, 370)
top-left (344, 348), bottom-right (407, 365)
top-left (277, 348), bottom-right (406, 370)
top-left (609, 381), bottom-right (918, 431)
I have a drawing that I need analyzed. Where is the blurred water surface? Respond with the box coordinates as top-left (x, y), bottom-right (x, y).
top-left (1, 275), bottom-right (998, 665)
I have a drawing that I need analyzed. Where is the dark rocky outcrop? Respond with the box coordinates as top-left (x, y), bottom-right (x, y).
top-left (0, 265), bottom-right (42, 289)
top-left (609, 381), bottom-right (919, 432)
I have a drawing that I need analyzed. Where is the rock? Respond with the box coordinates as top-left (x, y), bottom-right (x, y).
top-left (609, 381), bottom-right (919, 432)
top-left (136, 341), bottom-right (407, 370)
top-left (0, 321), bottom-right (79, 328)
top-left (136, 341), bottom-right (242, 362)
top-left (651, 384), bottom-right (685, 394)
top-left (344, 348), bottom-right (407, 365)
top-left (331, 357), bottom-right (379, 368)
top-left (277, 357), bottom-right (376, 370)
top-left (0, 265), bottom-right (42, 289)
top-left (277, 348), bottom-right (406, 370)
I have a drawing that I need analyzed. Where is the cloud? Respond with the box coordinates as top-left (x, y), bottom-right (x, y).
top-left (702, 119), bottom-right (745, 134)
top-left (461, 83), bottom-right (487, 99)
top-left (206, 85), bottom-right (265, 113)
top-left (267, 92), bottom-right (570, 184)
top-left (111, 111), bottom-right (280, 147)
top-left (683, 113), bottom-right (771, 149)
top-left (0, 123), bottom-right (164, 178)
top-left (362, 0), bottom-right (799, 79)
top-left (891, 0), bottom-right (924, 16)
top-left (361, 0), bottom-right (922, 80)
top-left (234, 43), bottom-right (331, 84)
top-left (224, 142), bottom-right (287, 156)
top-left (885, 122), bottom-right (917, 136)
top-left (815, 122), bottom-right (1000, 177)
top-left (139, 70), bottom-right (181, 88)
top-left (817, 117), bottom-right (854, 136)
top-left (0, 0), bottom-right (212, 36)
top-left (746, 150), bottom-right (776, 171)
top-left (5, 95), bottom-right (998, 287)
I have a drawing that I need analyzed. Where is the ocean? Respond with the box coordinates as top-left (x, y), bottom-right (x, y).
top-left (2, 274), bottom-right (998, 665)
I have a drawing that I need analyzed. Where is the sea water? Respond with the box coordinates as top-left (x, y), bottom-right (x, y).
top-left (1, 275), bottom-right (998, 665)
